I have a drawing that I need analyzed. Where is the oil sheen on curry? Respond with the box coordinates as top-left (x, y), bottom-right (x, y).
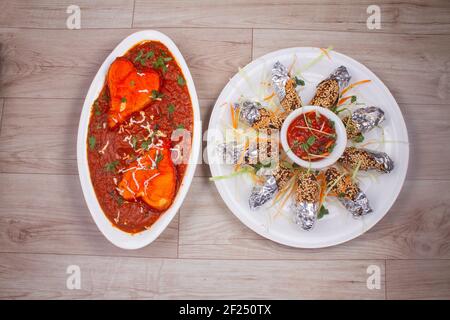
top-left (87, 41), bottom-right (193, 233)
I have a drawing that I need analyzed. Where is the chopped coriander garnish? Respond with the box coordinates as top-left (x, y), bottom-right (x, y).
top-left (145, 51), bottom-right (154, 59)
top-left (168, 103), bottom-right (175, 114)
top-left (351, 95), bottom-right (357, 103)
top-left (130, 80), bottom-right (135, 87)
top-left (294, 76), bottom-right (305, 86)
top-left (88, 136), bottom-right (96, 150)
top-left (141, 140), bottom-right (151, 150)
top-left (163, 57), bottom-right (172, 62)
top-left (301, 143), bottom-right (309, 151)
top-left (151, 90), bottom-right (164, 99)
top-left (104, 160), bottom-right (119, 173)
top-left (176, 124), bottom-right (185, 129)
top-left (121, 97), bottom-right (127, 103)
top-left (93, 101), bottom-right (101, 116)
top-left (134, 50), bottom-right (144, 62)
top-left (306, 136), bottom-right (316, 146)
top-left (108, 190), bottom-right (124, 206)
top-left (131, 136), bottom-right (138, 149)
top-left (177, 75), bottom-right (186, 86)
top-left (317, 205), bottom-right (329, 219)
top-left (354, 134), bottom-right (365, 143)
top-left (155, 153), bottom-right (164, 168)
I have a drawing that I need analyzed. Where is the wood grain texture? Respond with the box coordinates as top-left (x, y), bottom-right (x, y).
top-left (0, 98), bottom-right (213, 176)
top-left (0, 253), bottom-right (385, 299)
top-left (253, 29), bottom-right (450, 106)
top-left (386, 260), bottom-right (450, 299)
top-left (133, 0), bottom-right (450, 34)
top-left (0, 0), bottom-right (134, 28)
top-left (0, 28), bottom-right (251, 100)
top-left (0, 173), bottom-right (178, 258)
top-left (179, 178), bottom-right (450, 260)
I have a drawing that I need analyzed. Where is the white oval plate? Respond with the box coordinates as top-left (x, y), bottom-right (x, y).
top-left (77, 30), bottom-right (201, 249)
top-left (207, 47), bottom-right (409, 248)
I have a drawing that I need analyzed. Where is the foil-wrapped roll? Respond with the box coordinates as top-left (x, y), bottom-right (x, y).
top-left (271, 61), bottom-right (302, 112)
top-left (238, 100), bottom-right (262, 126)
top-left (339, 147), bottom-right (394, 173)
top-left (249, 163), bottom-right (293, 210)
top-left (292, 172), bottom-right (320, 230)
top-left (325, 167), bottom-right (372, 216)
top-left (310, 65), bottom-right (351, 109)
top-left (217, 139), bottom-right (278, 166)
top-left (237, 100), bottom-right (285, 130)
top-left (344, 107), bottom-right (385, 140)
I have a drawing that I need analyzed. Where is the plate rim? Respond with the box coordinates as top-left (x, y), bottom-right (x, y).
top-left (207, 47), bottom-right (409, 248)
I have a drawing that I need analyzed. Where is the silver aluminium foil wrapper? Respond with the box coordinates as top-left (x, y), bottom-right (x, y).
top-left (339, 191), bottom-right (373, 217)
top-left (271, 61), bottom-right (289, 102)
top-left (292, 201), bottom-right (319, 230)
top-left (327, 65), bottom-right (351, 88)
top-left (238, 100), bottom-right (262, 126)
top-left (351, 107), bottom-right (385, 133)
top-left (216, 141), bottom-right (259, 165)
top-left (366, 149), bottom-right (394, 173)
top-left (249, 175), bottom-right (278, 210)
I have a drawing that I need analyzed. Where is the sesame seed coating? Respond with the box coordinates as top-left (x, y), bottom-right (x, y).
top-left (295, 172), bottom-right (321, 203)
top-left (325, 167), bottom-right (360, 201)
top-left (281, 78), bottom-right (302, 112)
top-left (273, 163), bottom-right (294, 190)
top-left (252, 108), bottom-right (285, 130)
top-left (342, 117), bottom-right (361, 140)
top-left (338, 147), bottom-right (384, 172)
top-left (310, 79), bottom-right (339, 109)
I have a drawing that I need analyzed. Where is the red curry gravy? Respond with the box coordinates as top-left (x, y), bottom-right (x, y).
top-left (87, 41), bottom-right (193, 233)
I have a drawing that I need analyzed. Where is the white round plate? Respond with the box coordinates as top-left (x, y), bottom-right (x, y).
top-left (207, 47), bottom-right (409, 248)
top-left (77, 30), bottom-right (201, 249)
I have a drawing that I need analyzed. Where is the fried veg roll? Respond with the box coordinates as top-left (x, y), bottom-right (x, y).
top-left (310, 66), bottom-right (351, 109)
top-left (272, 61), bottom-right (302, 113)
top-left (342, 106), bottom-right (385, 140)
top-left (292, 172), bottom-right (321, 230)
top-left (339, 147), bottom-right (394, 173)
top-left (325, 167), bottom-right (372, 216)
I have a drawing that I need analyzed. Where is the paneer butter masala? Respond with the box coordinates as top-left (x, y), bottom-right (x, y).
top-left (87, 41), bottom-right (193, 233)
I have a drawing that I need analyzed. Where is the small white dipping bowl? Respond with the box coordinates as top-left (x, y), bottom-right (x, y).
top-left (280, 105), bottom-right (347, 169)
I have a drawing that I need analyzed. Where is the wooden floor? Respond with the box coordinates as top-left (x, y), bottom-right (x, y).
top-left (1, 0), bottom-right (450, 299)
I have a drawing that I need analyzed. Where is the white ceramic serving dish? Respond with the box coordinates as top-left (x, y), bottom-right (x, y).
top-left (207, 47), bottom-right (409, 248)
top-left (280, 105), bottom-right (347, 169)
top-left (77, 30), bottom-right (201, 249)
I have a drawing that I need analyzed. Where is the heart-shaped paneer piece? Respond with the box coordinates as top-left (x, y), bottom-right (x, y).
top-left (107, 57), bottom-right (160, 127)
top-left (118, 146), bottom-right (176, 211)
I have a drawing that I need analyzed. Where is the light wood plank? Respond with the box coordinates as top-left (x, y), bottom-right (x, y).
top-left (386, 260), bottom-right (450, 299)
top-left (253, 29), bottom-right (450, 106)
top-left (179, 178), bottom-right (450, 259)
top-left (0, 0), bottom-right (134, 28)
top-left (0, 253), bottom-right (385, 299)
top-left (0, 99), bottom-right (4, 130)
top-left (0, 173), bottom-right (178, 258)
top-left (134, 0), bottom-right (450, 34)
top-left (0, 98), bottom-right (213, 176)
top-left (0, 28), bottom-right (252, 100)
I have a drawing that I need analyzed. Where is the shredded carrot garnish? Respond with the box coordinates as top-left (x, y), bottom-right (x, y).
top-left (341, 79), bottom-right (371, 97)
top-left (263, 92), bottom-right (276, 101)
top-left (320, 48), bottom-right (331, 60)
top-left (337, 95), bottom-right (352, 105)
top-left (230, 103), bottom-right (239, 129)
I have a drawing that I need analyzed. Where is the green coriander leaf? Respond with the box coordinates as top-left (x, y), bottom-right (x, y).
top-left (168, 103), bottom-right (175, 114)
top-left (88, 136), bottom-right (96, 150)
top-left (354, 134), bottom-right (365, 143)
top-left (317, 205), bottom-right (329, 219)
top-left (121, 97), bottom-right (127, 103)
top-left (177, 75), bottom-right (186, 86)
top-left (134, 50), bottom-right (144, 62)
top-left (131, 136), bottom-right (138, 149)
top-left (351, 95), bottom-right (357, 103)
top-left (307, 136), bottom-right (316, 146)
top-left (294, 76), bottom-right (305, 86)
top-left (176, 124), bottom-right (185, 129)
top-left (104, 160), bottom-right (119, 173)
top-left (145, 51), bottom-right (154, 59)
top-left (151, 90), bottom-right (164, 99)
top-left (155, 153), bottom-right (164, 168)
